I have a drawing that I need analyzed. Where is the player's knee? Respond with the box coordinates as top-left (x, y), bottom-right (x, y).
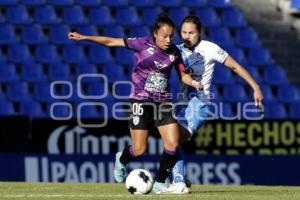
top-left (132, 146), bottom-right (147, 157)
top-left (164, 141), bottom-right (179, 152)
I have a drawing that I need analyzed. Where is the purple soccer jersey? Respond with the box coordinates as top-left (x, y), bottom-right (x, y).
top-left (124, 37), bottom-right (186, 102)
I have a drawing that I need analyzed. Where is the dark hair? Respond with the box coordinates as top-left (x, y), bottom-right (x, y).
top-left (181, 15), bottom-right (202, 33)
top-left (153, 13), bottom-right (175, 33)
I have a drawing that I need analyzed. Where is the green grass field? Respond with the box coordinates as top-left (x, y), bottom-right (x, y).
top-left (0, 182), bottom-right (300, 200)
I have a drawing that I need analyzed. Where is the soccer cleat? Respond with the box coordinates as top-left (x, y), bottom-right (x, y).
top-left (165, 182), bottom-right (190, 194)
top-left (113, 152), bottom-right (126, 183)
top-left (152, 181), bottom-right (169, 194)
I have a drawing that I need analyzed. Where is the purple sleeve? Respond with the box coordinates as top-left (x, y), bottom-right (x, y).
top-left (124, 37), bottom-right (147, 51)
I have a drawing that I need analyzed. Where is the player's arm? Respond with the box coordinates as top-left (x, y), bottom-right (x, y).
top-left (224, 55), bottom-right (264, 108)
top-left (180, 72), bottom-right (203, 90)
top-left (68, 32), bottom-right (125, 47)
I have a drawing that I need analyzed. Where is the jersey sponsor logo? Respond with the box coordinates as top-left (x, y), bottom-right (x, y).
top-left (144, 72), bottom-right (168, 93)
top-left (154, 61), bottom-right (168, 69)
top-left (147, 47), bottom-right (154, 55)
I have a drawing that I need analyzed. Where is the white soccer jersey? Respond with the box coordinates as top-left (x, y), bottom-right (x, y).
top-left (176, 40), bottom-right (228, 102)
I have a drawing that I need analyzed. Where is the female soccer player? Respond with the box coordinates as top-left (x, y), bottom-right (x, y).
top-left (171, 15), bottom-right (264, 186)
top-left (68, 15), bottom-right (201, 194)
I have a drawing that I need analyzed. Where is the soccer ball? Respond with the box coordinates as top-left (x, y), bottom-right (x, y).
top-left (125, 169), bottom-right (154, 194)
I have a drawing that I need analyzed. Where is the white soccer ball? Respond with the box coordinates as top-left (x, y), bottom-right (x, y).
top-left (125, 169), bottom-right (154, 194)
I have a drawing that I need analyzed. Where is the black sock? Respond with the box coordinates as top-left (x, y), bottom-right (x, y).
top-left (119, 145), bottom-right (137, 165)
top-left (155, 149), bottom-right (178, 183)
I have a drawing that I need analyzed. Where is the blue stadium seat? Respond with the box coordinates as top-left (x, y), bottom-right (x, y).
top-left (277, 84), bottom-right (300, 103)
top-left (156, 0), bottom-right (181, 7)
top-left (88, 45), bottom-right (112, 64)
top-left (221, 9), bottom-right (247, 28)
top-left (0, 63), bottom-right (19, 82)
top-left (115, 48), bottom-right (134, 65)
top-left (8, 44), bottom-right (32, 63)
top-left (235, 27), bottom-right (260, 48)
top-left (142, 7), bottom-right (163, 26)
top-left (63, 45), bottom-right (86, 64)
top-left (248, 47), bottom-right (273, 66)
top-left (63, 6), bottom-right (87, 25)
top-left (0, 100), bottom-right (15, 116)
top-left (47, 0), bottom-right (73, 6)
top-left (289, 102), bottom-right (300, 119)
top-left (130, 0), bottom-right (154, 7)
top-left (34, 81), bottom-right (54, 102)
top-left (50, 25), bottom-right (71, 45)
top-left (263, 65), bottom-right (288, 85)
top-left (128, 26), bottom-right (151, 37)
top-left (113, 82), bottom-right (132, 100)
top-left (22, 24), bottom-right (46, 45)
top-left (196, 8), bottom-right (221, 28)
top-left (103, 26), bottom-right (125, 37)
top-left (183, 0), bottom-right (207, 8)
top-left (7, 82), bottom-right (32, 102)
top-left (0, 50), bottom-right (4, 63)
top-left (76, 103), bottom-right (102, 119)
top-left (259, 85), bottom-right (274, 102)
top-left (264, 102), bottom-right (287, 119)
top-left (208, 0), bottom-right (233, 8)
top-left (0, 0), bottom-right (18, 5)
top-left (49, 103), bottom-right (72, 119)
top-left (103, 62), bottom-right (126, 83)
top-left (89, 7), bottom-right (114, 26)
top-left (213, 64), bottom-right (233, 84)
top-left (48, 63), bottom-right (72, 81)
top-left (34, 5), bottom-right (59, 25)
top-left (0, 24), bottom-right (17, 44)
top-left (76, 63), bottom-right (97, 76)
top-left (214, 102), bottom-right (234, 119)
top-left (0, 14), bottom-right (4, 24)
top-left (21, 63), bottom-right (45, 82)
top-left (116, 7), bottom-right (141, 26)
top-left (35, 45), bottom-right (60, 64)
top-left (76, 25), bottom-right (98, 35)
top-left (102, 0), bottom-right (128, 7)
top-left (226, 46), bottom-right (247, 64)
top-left (236, 65), bottom-right (261, 85)
top-left (291, 0), bottom-right (300, 9)
top-left (20, 0), bottom-right (45, 5)
top-left (223, 84), bottom-right (248, 103)
top-left (20, 101), bottom-right (46, 118)
top-left (74, 0), bottom-right (100, 6)
top-left (6, 5), bottom-right (32, 24)
top-left (208, 27), bottom-right (234, 46)
top-left (169, 8), bottom-right (190, 27)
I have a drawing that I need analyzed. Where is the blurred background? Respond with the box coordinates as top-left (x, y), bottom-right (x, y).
top-left (0, 0), bottom-right (300, 185)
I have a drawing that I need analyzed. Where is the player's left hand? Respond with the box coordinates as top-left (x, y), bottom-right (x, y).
top-left (192, 80), bottom-right (203, 91)
top-left (254, 88), bottom-right (264, 109)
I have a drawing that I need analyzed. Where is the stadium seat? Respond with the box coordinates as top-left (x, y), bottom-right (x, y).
top-left (128, 26), bottom-right (151, 37)
top-left (20, 101), bottom-right (46, 118)
top-left (116, 7), bottom-right (141, 26)
top-left (208, 0), bottom-right (233, 8)
top-left (221, 9), bottom-right (247, 28)
top-left (291, 0), bottom-right (300, 9)
top-left (0, 63), bottom-right (19, 82)
top-left (49, 103), bottom-right (72, 119)
top-left (277, 84), bottom-right (300, 103)
top-left (74, 0), bottom-right (100, 6)
top-left (0, 0), bottom-right (18, 5)
top-left (22, 24), bottom-right (46, 45)
top-left (263, 65), bottom-right (288, 85)
top-left (35, 45), bottom-right (60, 64)
top-left (236, 66), bottom-right (262, 85)
top-left (226, 46), bottom-right (247, 64)
top-left (6, 5), bottom-right (32, 24)
top-left (63, 6), bottom-right (86, 25)
top-left (259, 85), bottom-right (274, 102)
top-left (103, 62), bottom-right (126, 83)
top-left (20, 0), bottom-right (45, 5)
top-left (84, 80), bottom-right (107, 97)
top-left (0, 24), bottom-right (17, 44)
top-left (21, 63), bottom-right (45, 82)
top-left (75, 63), bottom-right (98, 76)
top-left (88, 45), bottom-right (112, 64)
top-left (115, 48), bottom-right (134, 65)
top-left (289, 102), bottom-right (300, 119)
top-left (235, 27), bottom-right (260, 48)
top-left (34, 81), bottom-right (54, 102)
top-left (169, 8), bottom-right (190, 27)
top-left (63, 45), bottom-right (86, 64)
top-left (142, 7), bottom-right (163, 26)
top-left (8, 44), bottom-right (32, 63)
top-left (76, 103), bottom-right (102, 119)
top-left (7, 82), bottom-right (32, 102)
top-left (89, 7), bottom-right (114, 26)
top-left (208, 27), bottom-right (234, 46)
top-left (248, 47), bottom-right (274, 66)
top-left (113, 82), bottom-right (132, 101)
top-left (215, 102), bottom-right (234, 119)
top-left (196, 8), bottom-right (221, 28)
top-left (103, 26), bottom-right (125, 37)
top-left (76, 25), bottom-right (98, 36)
top-left (0, 100), bottom-right (15, 116)
top-left (212, 64), bottom-right (233, 84)
top-left (34, 5), bottom-right (60, 25)
top-left (263, 102), bottom-right (287, 119)
top-left (48, 63), bottom-right (72, 81)
top-left (223, 84), bottom-right (248, 103)
top-left (47, 0), bottom-right (73, 6)
top-left (130, 0), bottom-right (154, 7)
top-left (183, 0), bottom-right (207, 8)
top-left (49, 25), bottom-right (71, 45)
top-left (102, 0), bottom-right (128, 7)
top-left (0, 50), bottom-right (4, 63)
top-left (156, 0), bottom-right (181, 7)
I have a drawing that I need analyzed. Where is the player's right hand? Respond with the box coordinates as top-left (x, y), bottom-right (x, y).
top-left (68, 32), bottom-right (85, 41)
top-left (192, 80), bottom-right (203, 91)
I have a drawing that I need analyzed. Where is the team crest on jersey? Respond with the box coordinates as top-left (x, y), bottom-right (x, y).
top-left (133, 116), bottom-right (140, 125)
top-left (218, 49), bottom-right (226, 56)
top-left (169, 55), bottom-right (175, 62)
